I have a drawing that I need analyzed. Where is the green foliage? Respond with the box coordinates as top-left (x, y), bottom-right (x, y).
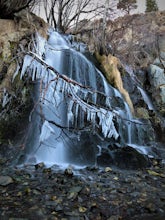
top-left (145, 0), bottom-right (158, 12)
top-left (117, 0), bottom-right (137, 14)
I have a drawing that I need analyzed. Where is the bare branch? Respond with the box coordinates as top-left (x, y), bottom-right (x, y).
top-left (26, 51), bottom-right (149, 126)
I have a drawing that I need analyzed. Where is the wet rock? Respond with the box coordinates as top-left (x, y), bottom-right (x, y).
top-left (54, 205), bottom-right (63, 212)
top-left (43, 168), bottom-right (52, 173)
top-left (0, 175), bottom-right (13, 186)
top-left (97, 148), bottom-right (113, 167)
top-left (9, 218), bottom-right (28, 220)
top-left (112, 147), bottom-right (150, 169)
top-left (35, 162), bottom-right (45, 169)
top-left (29, 205), bottom-right (46, 218)
top-left (108, 215), bottom-right (122, 220)
top-left (146, 203), bottom-right (156, 213)
top-left (98, 146), bottom-right (150, 169)
top-left (69, 186), bottom-right (82, 194)
top-left (64, 167), bottom-right (73, 176)
top-left (148, 64), bottom-right (165, 115)
top-left (136, 107), bottom-right (150, 119)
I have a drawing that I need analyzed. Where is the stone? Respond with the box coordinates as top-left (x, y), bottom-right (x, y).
top-left (148, 64), bottom-right (165, 114)
top-left (149, 65), bottom-right (165, 88)
top-left (0, 175), bottom-right (13, 186)
top-left (112, 146), bottom-right (150, 169)
top-left (64, 167), bottom-right (73, 176)
top-left (136, 107), bottom-right (150, 119)
top-left (97, 148), bottom-right (113, 167)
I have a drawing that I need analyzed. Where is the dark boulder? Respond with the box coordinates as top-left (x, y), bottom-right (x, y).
top-left (97, 145), bottom-right (150, 169)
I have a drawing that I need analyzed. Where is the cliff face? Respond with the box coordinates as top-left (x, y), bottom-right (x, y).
top-left (106, 11), bottom-right (165, 68)
top-left (73, 11), bottom-right (165, 142)
top-left (76, 11), bottom-right (165, 67)
top-left (0, 11), bottom-right (48, 143)
top-left (106, 12), bottom-right (165, 133)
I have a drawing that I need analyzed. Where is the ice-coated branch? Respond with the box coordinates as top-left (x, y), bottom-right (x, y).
top-left (25, 51), bottom-right (92, 90)
top-left (21, 50), bottom-right (121, 139)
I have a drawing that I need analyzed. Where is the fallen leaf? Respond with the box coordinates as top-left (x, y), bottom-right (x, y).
top-left (113, 177), bottom-right (119, 181)
top-left (147, 170), bottom-right (165, 178)
top-left (67, 192), bottom-right (77, 200)
top-left (105, 167), bottom-right (112, 172)
top-left (79, 206), bottom-right (87, 213)
top-left (17, 191), bottom-right (22, 197)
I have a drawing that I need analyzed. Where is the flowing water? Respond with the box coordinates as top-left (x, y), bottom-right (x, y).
top-left (20, 30), bottom-right (155, 168)
top-left (137, 86), bottom-right (154, 111)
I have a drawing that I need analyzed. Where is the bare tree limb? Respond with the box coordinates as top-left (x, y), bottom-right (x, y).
top-left (26, 51), bottom-right (150, 126)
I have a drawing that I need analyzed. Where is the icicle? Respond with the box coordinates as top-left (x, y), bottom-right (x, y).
top-left (79, 109), bottom-right (85, 128)
top-left (90, 111), bottom-right (96, 123)
top-left (67, 100), bottom-right (74, 126)
top-left (32, 66), bottom-right (37, 81)
top-left (39, 121), bottom-right (54, 143)
top-left (2, 88), bottom-right (10, 107)
top-left (87, 108), bottom-right (91, 121)
top-left (105, 96), bottom-right (111, 107)
top-left (20, 55), bottom-right (33, 79)
top-left (75, 103), bottom-right (79, 127)
top-left (97, 108), bottom-right (119, 139)
top-left (12, 62), bottom-right (20, 82)
top-left (83, 89), bottom-right (88, 100)
top-left (35, 33), bottom-right (47, 58)
top-left (72, 84), bottom-right (79, 94)
top-left (64, 81), bottom-right (70, 95)
top-left (36, 62), bottom-right (44, 80)
top-left (61, 80), bottom-right (67, 94)
top-left (56, 79), bottom-right (63, 93)
top-left (54, 90), bottom-right (61, 107)
top-left (91, 111), bottom-right (96, 131)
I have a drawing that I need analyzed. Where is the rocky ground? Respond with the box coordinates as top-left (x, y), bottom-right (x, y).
top-left (0, 150), bottom-right (165, 220)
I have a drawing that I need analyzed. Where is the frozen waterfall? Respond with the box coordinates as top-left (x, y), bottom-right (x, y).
top-left (20, 30), bottom-right (154, 167)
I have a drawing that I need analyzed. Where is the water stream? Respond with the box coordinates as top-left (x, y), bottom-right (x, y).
top-left (20, 30), bottom-right (155, 168)
top-left (137, 86), bottom-right (154, 111)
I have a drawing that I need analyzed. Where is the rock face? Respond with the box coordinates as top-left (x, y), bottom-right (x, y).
top-left (148, 64), bottom-right (165, 115)
top-left (0, 11), bottom-right (48, 143)
top-left (104, 12), bottom-right (165, 120)
top-left (72, 11), bottom-right (165, 143)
